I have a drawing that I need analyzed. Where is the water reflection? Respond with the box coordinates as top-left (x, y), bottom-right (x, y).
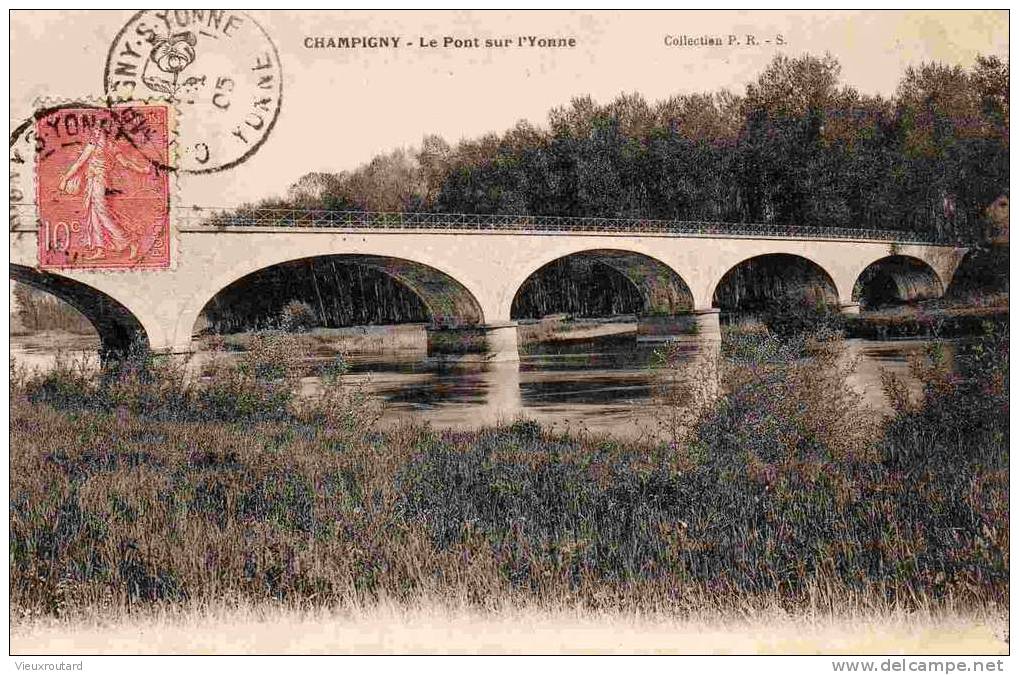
top-left (10, 332), bottom-right (936, 438)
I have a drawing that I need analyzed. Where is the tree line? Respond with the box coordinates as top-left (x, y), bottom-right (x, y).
top-left (255, 53), bottom-right (1006, 241)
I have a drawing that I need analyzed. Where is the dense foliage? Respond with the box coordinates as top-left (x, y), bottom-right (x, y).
top-left (266, 54), bottom-right (1009, 241)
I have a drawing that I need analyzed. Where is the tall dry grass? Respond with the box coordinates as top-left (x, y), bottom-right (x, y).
top-left (11, 600), bottom-right (1008, 655)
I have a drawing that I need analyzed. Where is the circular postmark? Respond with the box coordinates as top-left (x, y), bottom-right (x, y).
top-left (10, 101), bottom-right (123, 229)
top-left (104, 10), bottom-right (283, 174)
top-left (10, 101), bottom-right (172, 211)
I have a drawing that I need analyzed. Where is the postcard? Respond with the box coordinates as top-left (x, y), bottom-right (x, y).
top-left (8, 9), bottom-right (1009, 662)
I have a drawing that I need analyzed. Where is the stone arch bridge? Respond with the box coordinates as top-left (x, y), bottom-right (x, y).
top-left (9, 207), bottom-right (967, 361)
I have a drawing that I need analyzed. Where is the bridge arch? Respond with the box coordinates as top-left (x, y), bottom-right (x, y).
top-left (945, 245), bottom-right (1007, 299)
top-left (509, 248), bottom-right (695, 320)
top-left (190, 253), bottom-right (485, 337)
top-left (711, 253), bottom-right (840, 313)
top-left (852, 255), bottom-right (945, 309)
top-left (10, 264), bottom-right (148, 358)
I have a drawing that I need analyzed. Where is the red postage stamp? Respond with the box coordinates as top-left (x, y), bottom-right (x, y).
top-left (35, 104), bottom-right (171, 269)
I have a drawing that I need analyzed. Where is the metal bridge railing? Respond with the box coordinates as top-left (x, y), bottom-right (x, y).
top-left (176, 206), bottom-right (964, 244)
top-left (10, 203), bottom-right (963, 245)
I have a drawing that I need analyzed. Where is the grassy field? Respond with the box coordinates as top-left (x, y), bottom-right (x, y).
top-left (9, 325), bottom-right (1008, 653)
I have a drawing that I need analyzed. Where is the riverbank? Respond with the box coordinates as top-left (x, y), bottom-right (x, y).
top-left (195, 318), bottom-right (640, 356)
top-left (12, 603), bottom-right (1006, 655)
top-left (201, 324), bottom-right (428, 355)
top-left (517, 316), bottom-right (637, 346)
top-left (12, 298), bottom-right (1007, 359)
top-left (845, 298), bottom-right (1008, 339)
top-left (11, 328), bottom-right (1008, 638)
top-left (9, 329), bottom-right (99, 352)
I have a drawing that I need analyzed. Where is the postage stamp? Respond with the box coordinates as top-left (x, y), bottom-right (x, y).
top-left (103, 10), bottom-right (283, 174)
top-left (34, 104), bottom-right (171, 270)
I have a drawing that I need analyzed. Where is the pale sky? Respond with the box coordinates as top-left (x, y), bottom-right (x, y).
top-left (10, 10), bottom-right (1008, 208)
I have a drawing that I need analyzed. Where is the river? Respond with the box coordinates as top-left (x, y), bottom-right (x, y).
top-left (10, 329), bottom-right (934, 439)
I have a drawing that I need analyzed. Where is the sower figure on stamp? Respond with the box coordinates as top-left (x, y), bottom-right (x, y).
top-left (58, 126), bottom-right (150, 260)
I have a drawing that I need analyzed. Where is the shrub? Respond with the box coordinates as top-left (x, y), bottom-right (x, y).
top-left (643, 326), bottom-right (1007, 604)
top-left (279, 300), bottom-right (319, 332)
top-left (875, 326), bottom-right (1010, 599)
top-left (698, 327), bottom-right (878, 463)
top-left (12, 331), bottom-right (381, 433)
top-left (648, 341), bottom-right (719, 449)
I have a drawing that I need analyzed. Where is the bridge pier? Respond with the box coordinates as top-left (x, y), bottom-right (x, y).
top-left (839, 302), bottom-right (861, 316)
top-left (426, 321), bottom-right (519, 362)
top-left (636, 308), bottom-right (721, 342)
